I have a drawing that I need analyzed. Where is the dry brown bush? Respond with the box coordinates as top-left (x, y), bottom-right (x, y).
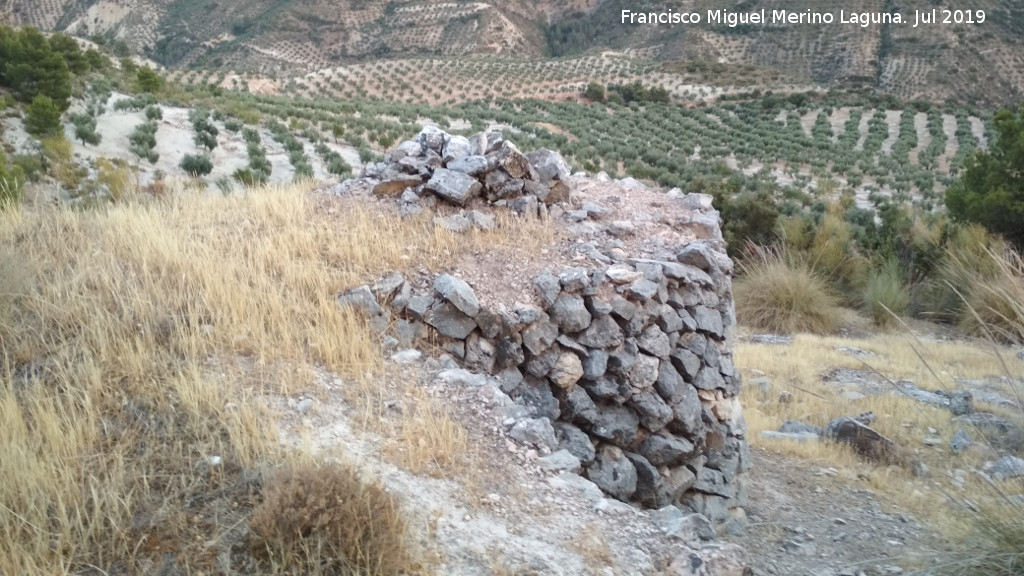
top-left (249, 463), bottom-right (411, 575)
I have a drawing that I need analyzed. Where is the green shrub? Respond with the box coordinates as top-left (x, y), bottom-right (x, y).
top-left (24, 94), bottom-right (62, 137)
top-left (179, 153), bottom-right (212, 177)
top-left (582, 82), bottom-right (605, 102)
top-left (864, 258), bottom-right (909, 327)
top-left (734, 245), bottom-right (843, 335)
top-left (144, 104), bottom-right (162, 121)
top-left (946, 103), bottom-right (1024, 252)
top-left (0, 150), bottom-right (26, 208)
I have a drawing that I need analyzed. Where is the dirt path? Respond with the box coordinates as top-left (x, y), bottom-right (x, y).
top-left (729, 449), bottom-right (945, 576)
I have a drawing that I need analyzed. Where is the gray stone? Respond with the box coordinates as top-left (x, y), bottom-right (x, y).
top-left (554, 422), bottom-right (596, 464)
top-left (466, 210), bottom-right (496, 231)
top-left (547, 472), bottom-right (605, 503)
top-left (639, 433), bottom-right (697, 466)
top-left (538, 449), bottom-right (582, 473)
top-left (606, 265), bottom-right (644, 285)
top-left (395, 319), bottom-right (425, 347)
top-left (678, 193), bottom-right (715, 211)
top-left (610, 295), bottom-right (638, 320)
top-left (779, 421), bottom-right (821, 435)
top-left (608, 220), bottom-right (636, 237)
top-left (406, 295), bottom-right (434, 320)
top-left (521, 315), bottom-right (559, 355)
top-left (550, 293), bottom-right (592, 333)
top-left (630, 354), bottom-right (660, 389)
top-left (608, 340), bottom-right (638, 377)
top-left (441, 134), bottom-right (471, 162)
top-left (588, 403), bottom-right (640, 445)
top-left (475, 309), bottom-right (503, 339)
top-left (759, 430), bottom-right (819, 442)
top-left (624, 451), bottom-right (661, 507)
top-left (634, 261), bottom-right (666, 284)
top-left (660, 465), bottom-right (698, 506)
top-left (446, 154), bottom-right (489, 175)
top-left (692, 306), bottom-right (724, 339)
top-left (509, 194), bottom-right (539, 217)
top-left (391, 139), bottom-right (424, 161)
top-left (676, 242), bottom-right (717, 272)
top-left (549, 352), bottom-right (585, 388)
top-left (437, 368), bottom-right (488, 387)
top-left (560, 267), bottom-right (591, 292)
top-left (693, 366), bottom-right (726, 391)
top-left (512, 378), bottom-right (561, 421)
top-left (494, 337), bottom-right (525, 370)
top-left (464, 333), bottom-right (496, 373)
top-left (670, 348), bottom-right (701, 381)
top-left (637, 325), bottom-right (672, 358)
top-left (533, 271), bottom-right (561, 307)
top-left (497, 141), bottom-right (535, 180)
top-left (337, 285), bottom-right (383, 316)
top-left (435, 213), bottom-right (471, 233)
top-left (950, 428), bottom-right (973, 454)
top-left (423, 301), bottom-right (477, 339)
top-left (677, 332), bottom-right (708, 356)
top-left (948, 391), bottom-right (974, 416)
top-left (434, 274), bottom-right (480, 317)
top-left (680, 493), bottom-right (731, 524)
top-left (655, 362), bottom-right (683, 402)
top-left (416, 125), bottom-right (446, 152)
top-left (526, 148), bottom-right (572, 182)
top-left (497, 367), bottom-right (525, 393)
top-left (560, 384), bottom-right (600, 424)
top-left (523, 179), bottom-right (550, 201)
top-left (650, 507), bottom-right (716, 543)
top-left (623, 278), bottom-right (659, 301)
top-left (694, 467), bottom-right (734, 498)
top-left (586, 445), bottom-right (637, 500)
top-left (667, 384), bottom-right (704, 437)
top-left (525, 347), bottom-right (560, 378)
top-left (510, 417), bottom-right (558, 451)
top-left (555, 334), bottom-right (588, 355)
top-left (656, 305), bottom-right (684, 333)
top-left (583, 349), bottom-right (609, 380)
top-left (629, 390), bottom-right (674, 431)
top-left (824, 416), bottom-right (901, 463)
top-left (584, 296), bottom-right (614, 316)
top-left (514, 302), bottom-right (543, 324)
top-left (391, 349), bottom-right (422, 364)
top-left (580, 201), bottom-right (607, 218)
top-left (990, 455), bottom-right (1024, 480)
top-left (426, 168), bottom-right (482, 206)
top-left (581, 377), bottom-right (630, 403)
top-left (577, 314), bottom-right (625, 348)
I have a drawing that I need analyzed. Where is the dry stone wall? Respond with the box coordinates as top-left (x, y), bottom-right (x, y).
top-left (340, 127), bottom-right (750, 526)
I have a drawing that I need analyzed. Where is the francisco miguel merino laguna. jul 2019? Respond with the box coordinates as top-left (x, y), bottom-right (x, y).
top-left (620, 7), bottom-right (987, 28)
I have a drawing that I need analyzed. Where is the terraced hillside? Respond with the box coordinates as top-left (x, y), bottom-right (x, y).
top-left (557, 0), bottom-right (1024, 106)
top-left (2, 0), bottom-right (1024, 104)
top-left (2, 0), bottom-right (1023, 105)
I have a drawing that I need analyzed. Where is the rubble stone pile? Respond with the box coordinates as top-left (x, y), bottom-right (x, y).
top-left (342, 127), bottom-right (750, 526)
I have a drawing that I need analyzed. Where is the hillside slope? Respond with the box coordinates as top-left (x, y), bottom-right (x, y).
top-left (2, 0), bottom-right (1023, 105)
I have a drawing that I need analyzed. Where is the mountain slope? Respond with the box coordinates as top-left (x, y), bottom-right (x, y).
top-left (2, 0), bottom-right (1022, 106)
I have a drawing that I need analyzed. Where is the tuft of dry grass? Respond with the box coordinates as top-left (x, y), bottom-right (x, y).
top-left (0, 181), bottom-right (554, 573)
top-left (734, 245), bottom-right (843, 335)
top-left (249, 462), bottom-right (411, 576)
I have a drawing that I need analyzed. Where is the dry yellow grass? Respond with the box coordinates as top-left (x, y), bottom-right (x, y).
top-left (737, 331), bottom-right (1023, 546)
top-left (0, 181), bottom-right (555, 573)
